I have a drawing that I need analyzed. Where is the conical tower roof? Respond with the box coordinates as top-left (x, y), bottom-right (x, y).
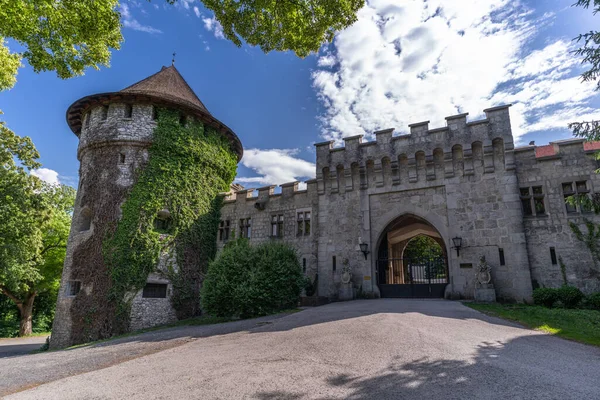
top-left (66, 65), bottom-right (243, 160)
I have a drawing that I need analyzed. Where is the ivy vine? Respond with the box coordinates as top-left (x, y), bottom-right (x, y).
top-left (569, 218), bottom-right (600, 267)
top-left (102, 108), bottom-right (237, 329)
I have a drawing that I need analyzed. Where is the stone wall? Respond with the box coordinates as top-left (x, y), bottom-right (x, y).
top-left (515, 139), bottom-right (600, 293)
top-left (218, 181), bottom-right (320, 281)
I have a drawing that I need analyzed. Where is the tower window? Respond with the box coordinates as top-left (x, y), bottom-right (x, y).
top-left (119, 153), bottom-right (126, 164)
top-left (100, 105), bottom-right (109, 121)
top-left (65, 281), bottom-right (81, 296)
top-left (498, 248), bottom-right (505, 266)
top-left (124, 104), bottom-right (133, 119)
top-left (79, 208), bottom-right (92, 232)
top-left (85, 113), bottom-right (91, 128)
top-left (142, 283), bottom-right (167, 298)
top-left (303, 258), bottom-right (307, 273)
top-left (332, 256), bottom-right (336, 272)
top-left (152, 106), bottom-right (158, 120)
top-left (179, 114), bottom-right (187, 126)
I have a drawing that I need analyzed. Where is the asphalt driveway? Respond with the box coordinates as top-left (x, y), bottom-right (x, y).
top-left (5, 299), bottom-right (600, 399)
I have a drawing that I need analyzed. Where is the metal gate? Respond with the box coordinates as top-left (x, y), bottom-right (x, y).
top-left (377, 257), bottom-right (448, 298)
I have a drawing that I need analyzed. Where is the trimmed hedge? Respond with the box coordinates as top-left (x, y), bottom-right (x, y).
top-left (533, 288), bottom-right (559, 308)
top-left (586, 292), bottom-right (600, 311)
top-left (557, 286), bottom-right (584, 309)
top-left (533, 286), bottom-right (589, 309)
top-left (201, 239), bottom-right (305, 318)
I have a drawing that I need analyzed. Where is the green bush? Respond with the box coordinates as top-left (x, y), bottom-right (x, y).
top-left (532, 288), bottom-right (559, 308)
top-left (585, 292), bottom-right (600, 311)
top-left (201, 239), bottom-right (304, 318)
top-left (557, 286), bottom-right (585, 309)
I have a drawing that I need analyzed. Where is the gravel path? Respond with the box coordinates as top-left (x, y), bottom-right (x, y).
top-left (5, 299), bottom-right (600, 399)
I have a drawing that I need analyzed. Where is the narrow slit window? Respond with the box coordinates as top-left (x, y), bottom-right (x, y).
top-left (332, 256), bottom-right (337, 272)
top-left (85, 113), bottom-right (91, 128)
top-left (303, 258), bottom-right (306, 273)
top-left (119, 153), bottom-right (126, 164)
top-left (550, 247), bottom-right (557, 265)
top-left (152, 106), bottom-right (158, 121)
top-left (124, 104), bottom-right (133, 118)
top-left (179, 114), bottom-right (187, 126)
top-left (101, 105), bottom-right (108, 121)
top-left (498, 248), bottom-right (505, 266)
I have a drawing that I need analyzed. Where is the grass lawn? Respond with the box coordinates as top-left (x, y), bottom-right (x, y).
top-left (465, 303), bottom-right (600, 347)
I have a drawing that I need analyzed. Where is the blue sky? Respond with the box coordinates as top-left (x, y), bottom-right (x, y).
top-left (0, 0), bottom-right (598, 187)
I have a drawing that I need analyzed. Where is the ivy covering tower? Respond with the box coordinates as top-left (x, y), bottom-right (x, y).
top-left (51, 65), bottom-right (242, 348)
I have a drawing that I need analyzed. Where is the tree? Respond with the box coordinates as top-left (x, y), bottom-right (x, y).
top-left (0, 0), bottom-right (363, 92)
top-left (570, 0), bottom-right (600, 140)
top-left (0, 125), bottom-right (75, 336)
top-left (203, 0), bottom-right (364, 57)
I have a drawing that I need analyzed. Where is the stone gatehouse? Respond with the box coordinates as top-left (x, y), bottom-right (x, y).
top-left (52, 65), bottom-right (600, 348)
top-left (219, 107), bottom-right (600, 303)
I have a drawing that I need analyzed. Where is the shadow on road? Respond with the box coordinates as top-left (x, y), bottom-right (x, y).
top-left (254, 335), bottom-right (598, 399)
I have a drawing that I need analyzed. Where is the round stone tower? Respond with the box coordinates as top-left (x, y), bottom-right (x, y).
top-left (51, 65), bottom-right (242, 348)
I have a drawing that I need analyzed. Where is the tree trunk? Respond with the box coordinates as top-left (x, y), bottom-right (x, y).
top-left (18, 293), bottom-right (36, 337)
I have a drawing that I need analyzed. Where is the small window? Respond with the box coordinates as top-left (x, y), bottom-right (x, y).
top-left (332, 256), bottom-right (336, 272)
top-left (219, 220), bottom-right (231, 241)
top-left (152, 106), bottom-right (158, 121)
top-left (154, 210), bottom-right (172, 233)
top-left (240, 218), bottom-right (251, 238)
top-left (532, 186), bottom-right (545, 214)
top-left (519, 188), bottom-right (533, 216)
top-left (100, 105), bottom-right (108, 121)
top-left (142, 283), bottom-right (167, 298)
top-left (563, 182), bottom-right (578, 213)
top-left (550, 247), bottom-right (557, 265)
top-left (297, 211), bottom-right (311, 236)
top-left (271, 214), bottom-right (284, 237)
top-left (79, 208), bottom-right (92, 232)
top-left (303, 258), bottom-right (306, 273)
top-left (124, 104), bottom-right (133, 119)
top-left (179, 114), bottom-right (187, 126)
top-left (498, 248), bottom-right (505, 266)
top-left (85, 113), bottom-right (91, 128)
top-left (576, 181), bottom-right (589, 193)
top-left (119, 153), bottom-right (126, 164)
top-left (65, 281), bottom-right (81, 296)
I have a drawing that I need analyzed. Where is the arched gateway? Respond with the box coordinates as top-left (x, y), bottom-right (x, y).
top-left (376, 215), bottom-right (449, 298)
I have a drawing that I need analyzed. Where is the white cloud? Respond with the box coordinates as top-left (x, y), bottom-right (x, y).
top-left (120, 4), bottom-right (162, 34)
top-left (180, 0), bottom-right (193, 10)
top-left (236, 149), bottom-right (315, 186)
top-left (202, 15), bottom-right (225, 39)
top-left (31, 168), bottom-right (60, 185)
top-left (312, 0), bottom-right (600, 144)
top-left (193, 6), bottom-right (201, 18)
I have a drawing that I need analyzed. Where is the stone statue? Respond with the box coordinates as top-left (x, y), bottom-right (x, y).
top-left (476, 256), bottom-right (492, 285)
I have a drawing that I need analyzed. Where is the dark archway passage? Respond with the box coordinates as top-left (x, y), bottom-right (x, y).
top-left (376, 215), bottom-right (448, 298)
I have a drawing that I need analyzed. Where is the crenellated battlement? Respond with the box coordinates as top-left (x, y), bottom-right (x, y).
top-left (314, 105), bottom-right (516, 194)
top-left (221, 179), bottom-right (319, 204)
top-left (514, 138), bottom-right (600, 161)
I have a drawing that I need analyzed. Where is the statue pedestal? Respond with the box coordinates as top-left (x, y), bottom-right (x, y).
top-left (475, 284), bottom-right (496, 303)
top-left (339, 283), bottom-right (354, 301)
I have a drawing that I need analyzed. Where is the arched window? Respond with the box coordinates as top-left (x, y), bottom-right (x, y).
top-left (79, 208), bottom-right (92, 232)
top-left (154, 209), bottom-right (172, 233)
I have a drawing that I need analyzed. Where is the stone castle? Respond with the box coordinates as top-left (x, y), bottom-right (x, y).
top-left (52, 66), bottom-right (600, 348)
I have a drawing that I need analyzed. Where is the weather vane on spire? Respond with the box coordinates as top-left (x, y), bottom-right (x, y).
top-left (172, 52), bottom-right (176, 66)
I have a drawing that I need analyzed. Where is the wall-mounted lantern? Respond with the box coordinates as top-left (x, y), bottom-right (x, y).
top-left (452, 236), bottom-right (463, 257)
top-left (359, 242), bottom-right (370, 260)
